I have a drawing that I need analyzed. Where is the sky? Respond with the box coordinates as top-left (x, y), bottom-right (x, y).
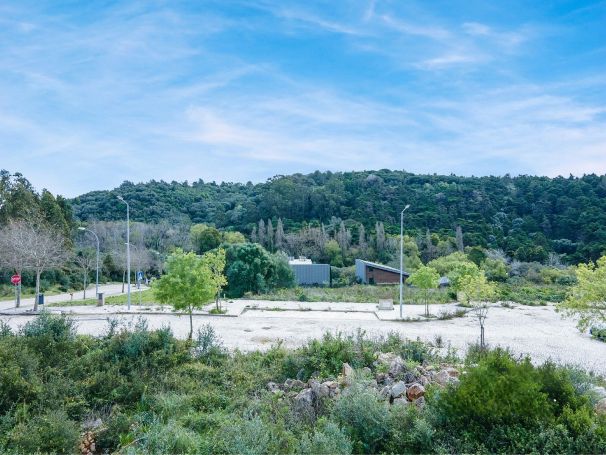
top-left (0, 0), bottom-right (605, 197)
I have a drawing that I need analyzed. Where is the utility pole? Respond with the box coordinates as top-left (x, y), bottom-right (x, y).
top-left (117, 196), bottom-right (131, 310)
top-left (399, 204), bottom-right (410, 319)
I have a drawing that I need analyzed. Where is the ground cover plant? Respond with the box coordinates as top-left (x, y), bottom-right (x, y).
top-left (0, 313), bottom-right (605, 454)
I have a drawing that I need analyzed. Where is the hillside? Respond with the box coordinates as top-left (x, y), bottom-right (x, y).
top-left (71, 170), bottom-right (606, 263)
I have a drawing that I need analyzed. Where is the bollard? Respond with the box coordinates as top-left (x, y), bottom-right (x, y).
top-left (97, 292), bottom-right (105, 307)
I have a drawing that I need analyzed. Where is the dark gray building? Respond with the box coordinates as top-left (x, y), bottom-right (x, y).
top-left (289, 259), bottom-right (331, 286)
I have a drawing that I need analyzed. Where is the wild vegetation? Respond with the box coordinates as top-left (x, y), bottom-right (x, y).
top-left (0, 313), bottom-right (605, 454)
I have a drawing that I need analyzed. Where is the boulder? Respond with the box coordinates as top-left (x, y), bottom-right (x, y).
top-left (284, 379), bottom-right (306, 390)
top-left (341, 363), bottom-right (355, 386)
top-left (433, 370), bottom-right (453, 386)
top-left (390, 381), bottom-right (407, 399)
top-left (389, 357), bottom-right (406, 377)
top-left (311, 381), bottom-right (330, 399)
top-left (445, 367), bottom-right (460, 378)
top-left (294, 388), bottom-right (315, 416)
top-left (267, 382), bottom-right (282, 393)
top-left (379, 386), bottom-right (391, 399)
top-left (406, 383), bottom-right (425, 401)
top-left (403, 371), bottom-right (417, 384)
top-left (414, 396), bottom-right (426, 409)
top-left (323, 381), bottom-right (340, 398)
top-left (376, 373), bottom-right (388, 384)
top-left (362, 367), bottom-right (372, 376)
top-left (376, 352), bottom-right (399, 366)
top-left (596, 398), bottom-right (606, 416)
top-left (418, 375), bottom-right (430, 386)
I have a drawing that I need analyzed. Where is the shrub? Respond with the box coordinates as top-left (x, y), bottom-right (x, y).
top-left (385, 404), bottom-right (435, 454)
top-left (7, 409), bottom-right (79, 454)
top-left (218, 416), bottom-right (274, 455)
top-left (332, 381), bottom-right (389, 453)
top-left (0, 338), bottom-right (41, 414)
top-left (138, 419), bottom-right (203, 454)
top-left (193, 323), bottom-right (226, 363)
top-left (298, 419), bottom-right (352, 455)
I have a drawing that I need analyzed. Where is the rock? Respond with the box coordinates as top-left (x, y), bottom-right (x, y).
top-left (285, 379), bottom-right (306, 390)
top-left (311, 381), bottom-right (330, 399)
top-left (445, 367), bottom-right (460, 378)
top-left (323, 381), bottom-right (340, 398)
top-left (403, 371), bottom-right (417, 384)
top-left (433, 370), bottom-right (453, 386)
top-left (362, 367), bottom-right (372, 376)
top-left (418, 375), bottom-right (430, 386)
top-left (341, 363), bottom-right (355, 386)
top-left (406, 383), bottom-right (425, 401)
top-left (389, 357), bottom-right (406, 377)
top-left (379, 386), bottom-right (391, 399)
top-left (376, 373), bottom-right (388, 384)
top-left (376, 352), bottom-right (399, 366)
top-left (390, 381), bottom-right (407, 399)
top-left (414, 396), bottom-right (426, 409)
top-left (596, 398), bottom-right (606, 416)
top-left (294, 388), bottom-right (315, 416)
top-left (267, 382), bottom-right (282, 393)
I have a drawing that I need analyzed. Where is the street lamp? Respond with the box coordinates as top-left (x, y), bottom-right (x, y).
top-left (399, 204), bottom-right (411, 319)
top-left (78, 227), bottom-right (100, 298)
top-left (117, 195), bottom-right (131, 310)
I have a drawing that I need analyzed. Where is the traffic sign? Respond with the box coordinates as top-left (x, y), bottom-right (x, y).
top-left (11, 275), bottom-right (21, 285)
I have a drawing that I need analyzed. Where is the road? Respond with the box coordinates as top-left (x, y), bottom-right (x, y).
top-left (0, 283), bottom-right (147, 311)
top-left (1, 300), bottom-right (605, 377)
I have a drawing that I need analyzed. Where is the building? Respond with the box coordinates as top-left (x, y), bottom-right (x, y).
top-left (289, 258), bottom-right (331, 286)
top-left (355, 259), bottom-right (409, 285)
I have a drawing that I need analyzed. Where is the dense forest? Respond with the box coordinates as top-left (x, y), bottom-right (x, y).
top-left (71, 170), bottom-right (606, 263)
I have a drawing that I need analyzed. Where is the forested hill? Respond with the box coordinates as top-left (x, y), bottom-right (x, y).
top-left (71, 170), bottom-right (606, 263)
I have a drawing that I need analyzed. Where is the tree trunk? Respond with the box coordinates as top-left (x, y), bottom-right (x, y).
top-left (188, 310), bottom-right (193, 340)
top-left (480, 324), bottom-right (485, 349)
top-left (34, 269), bottom-right (41, 312)
top-left (83, 270), bottom-right (87, 300)
top-left (122, 270), bottom-right (125, 293)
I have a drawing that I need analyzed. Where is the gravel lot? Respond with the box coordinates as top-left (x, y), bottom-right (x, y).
top-left (1, 300), bottom-right (605, 376)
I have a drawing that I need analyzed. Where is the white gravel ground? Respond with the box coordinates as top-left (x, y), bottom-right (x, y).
top-left (1, 300), bottom-right (605, 376)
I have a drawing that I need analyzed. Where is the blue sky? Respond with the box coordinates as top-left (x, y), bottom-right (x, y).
top-left (0, 0), bottom-right (605, 196)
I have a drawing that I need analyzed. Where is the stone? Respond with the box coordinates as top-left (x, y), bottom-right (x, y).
top-left (418, 375), bottom-right (430, 386)
top-left (311, 381), bottom-right (330, 399)
top-left (379, 386), bottom-right (391, 399)
top-left (362, 367), bottom-right (372, 376)
top-left (267, 382), bottom-right (281, 393)
top-left (389, 357), bottom-right (406, 377)
top-left (323, 381), bottom-right (340, 398)
top-left (433, 370), bottom-right (452, 386)
top-left (294, 388), bottom-right (315, 416)
top-left (285, 379), bottom-right (306, 390)
top-left (403, 371), bottom-right (417, 384)
top-left (376, 352), bottom-right (399, 366)
top-left (406, 383), bottom-right (425, 401)
top-left (390, 381), bottom-right (407, 399)
top-left (596, 398), bottom-right (606, 416)
top-left (376, 373), bottom-right (388, 384)
top-left (414, 396), bottom-right (426, 409)
top-left (341, 363), bottom-right (355, 386)
top-left (445, 367), bottom-right (460, 378)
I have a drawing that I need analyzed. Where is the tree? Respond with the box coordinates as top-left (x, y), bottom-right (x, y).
top-left (275, 218), bottom-right (285, 251)
top-left (222, 231), bottom-right (246, 244)
top-left (455, 225), bottom-right (464, 252)
top-left (459, 271), bottom-right (497, 349)
top-left (266, 219), bottom-right (274, 252)
top-left (155, 248), bottom-right (227, 339)
top-left (190, 224), bottom-right (222, 254)
top-left (74, 249), bottom-right (95, 299)
top-left (428, 252), bottom-right (479, 291)
top-left (408, 265), bottom-right (439, 317)
top-left (558, 255), bottom-right (606, 331)
top-left (0, 220), bottom-right (71, 311)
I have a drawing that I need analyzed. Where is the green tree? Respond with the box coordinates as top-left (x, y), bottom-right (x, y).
top-left (459, 271), bottom-right (497, 348)
top-left (155, 248), bottom-right (226, 339)
top-left (190, 224), bottom-right (222, 254)
top-left (325, 239), bottom-right (343, 267)
top-left (224, 243), bottom-right (273, 297)
top-left (222, 231), bottom-right (246, 244)
top-left (481, 258), bottom-right (509, 282)
top-left (559, 255), bottom-right (606, 331)
top-left (408, 265), bottom-right (439, 317)
top-left (428, 252), bottom-right (479, 290)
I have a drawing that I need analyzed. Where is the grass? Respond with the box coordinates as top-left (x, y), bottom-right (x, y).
top-left (47, 289), bottom-right (157, 307)
top-left (249, 284), bottom-right (454, 304)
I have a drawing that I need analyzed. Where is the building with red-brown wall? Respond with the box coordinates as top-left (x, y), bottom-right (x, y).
top-left (355, 259), bottom-right (409, 285)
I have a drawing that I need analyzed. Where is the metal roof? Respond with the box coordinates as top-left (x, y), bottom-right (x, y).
top-left (355, 259), bottom-right (410, 276)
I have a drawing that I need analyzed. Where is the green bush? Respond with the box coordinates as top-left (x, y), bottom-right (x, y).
top-left (298, 419), bottom-right (352, 455)
top-left (7, 409), bottom-right (79, 454)
top-left (332, 381), bottom-right (389, 454)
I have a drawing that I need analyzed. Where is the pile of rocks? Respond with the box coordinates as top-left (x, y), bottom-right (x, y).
top-left (79, 431), bottom-right (96, 455)
top-left (267, 352), bottom-right (462, 416)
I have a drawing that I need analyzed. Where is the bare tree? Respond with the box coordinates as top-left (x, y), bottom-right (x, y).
top-left (275, 218), bottom-right (285, 251)
top-left (0, 220), bottom-right (29, 307)
top-left (74, 250), bottom-right (95, 299)
top-left (0, 220), bottom-right (70, 311)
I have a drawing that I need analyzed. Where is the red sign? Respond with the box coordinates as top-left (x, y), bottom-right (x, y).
top-left (11, 275), bottom-right (21, 285)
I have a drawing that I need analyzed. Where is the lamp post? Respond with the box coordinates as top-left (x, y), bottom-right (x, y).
top-left (399, 204), bottom-right (411, 319)
top-left (78, 227), bottom-right (100, 297)
top-left (117, 196), bottom-right (131, 310)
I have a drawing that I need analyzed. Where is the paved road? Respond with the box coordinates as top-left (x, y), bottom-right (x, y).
top-left (0, 283), bottom-right (147, 311)
top-left (1, 300), bottom-right (605, 377)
